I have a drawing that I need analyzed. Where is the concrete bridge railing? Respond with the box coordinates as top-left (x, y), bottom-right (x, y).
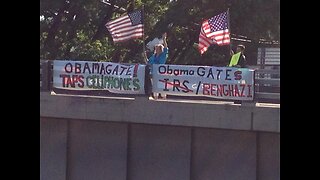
top-left (40, 59), bottom-right (280, 180)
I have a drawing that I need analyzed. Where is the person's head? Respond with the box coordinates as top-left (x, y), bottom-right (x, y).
top-left (236, 44), bottom-right (245, 53)
top-left (154, 44), bottom-right (164, 54)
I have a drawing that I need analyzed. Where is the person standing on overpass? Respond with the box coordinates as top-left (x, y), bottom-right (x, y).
top-left (143, 32), bottom-right (169, 99)
top-left (228, 44), bottom-right (247, 68)
top-left (228, 44), bottom-right (247, 105)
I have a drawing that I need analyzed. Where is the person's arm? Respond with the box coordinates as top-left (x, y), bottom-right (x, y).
top-left (148, 54), bottom-right (155, 65)
top-left (159, 48), bottom-right (168, 64)
top-left (162, 32), bottom-right (168, 48)
top-left (238, 54), bottom-right (246, 68)
top-left (230, 50), bottom-right (234, 56)
top-left (242, 55), bottom-right (247, 67)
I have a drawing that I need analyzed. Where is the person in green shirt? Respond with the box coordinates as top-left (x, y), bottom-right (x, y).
top-left (228, 44), bottom-right (247, 68)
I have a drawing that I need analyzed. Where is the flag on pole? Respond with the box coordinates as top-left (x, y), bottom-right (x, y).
top-left (198, 26), bottom-right (216, 54)
top-left (198, 11), bottom-right (230, 54)
top-left (105, 10), bottom-right (144, 43)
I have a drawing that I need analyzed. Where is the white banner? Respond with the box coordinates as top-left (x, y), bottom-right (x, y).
top-left (152, 64), bottom-right (254, 100)
top-left (53, 60), bottom-right (145, 94)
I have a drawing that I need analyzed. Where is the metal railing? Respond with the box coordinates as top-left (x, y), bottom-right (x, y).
top-left (40, 60), bottom-right (280, 103)
top-left (252, 66), bottom-right (280, 103)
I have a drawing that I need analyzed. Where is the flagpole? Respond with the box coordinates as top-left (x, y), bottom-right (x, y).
top-left (227, 8), bottom-right (232, 57)
top-left (142, 5), bottom-right (147, 64)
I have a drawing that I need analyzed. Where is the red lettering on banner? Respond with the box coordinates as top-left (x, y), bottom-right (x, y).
top-left (59, 74), bottom-right (84, 88)
top-left (240, 84), bottom-right (246, 97)
top-left (210, 84), bottom-right (216, 96)
top-left (203, 83), bottom-right (210, 95)
top-left (60, 74), bottom-right (68, 87)
top-left (234, 70), bottom-right (242, 80)
top-left (199, 83), bottom-right (252, 98)
top-left (132, 64), bottom-right (138, 77)
top-left (228, 84), bottom-right (234, 96)
top-left (66, 76), bottom-right (73, 87)
top-left (234, 85), bottom-right (240, 97)
top-left (78, 75), bottom-right (84, 88)
top-left (223, 84), bottom-right (228, 96)
top-left (216, 84), bottom-right (223, 96)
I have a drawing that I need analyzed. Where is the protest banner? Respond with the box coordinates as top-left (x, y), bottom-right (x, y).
top-left (152, 64), bottom-right (254, 100)
top-left (53, 60), bottom-right (145, 94)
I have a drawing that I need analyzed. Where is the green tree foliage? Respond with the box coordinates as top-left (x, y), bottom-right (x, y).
top-left (40, 0), bottom-right (279, 65)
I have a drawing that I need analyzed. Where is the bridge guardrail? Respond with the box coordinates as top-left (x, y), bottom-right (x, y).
top-left (253, 66), bottom-right (280, 103)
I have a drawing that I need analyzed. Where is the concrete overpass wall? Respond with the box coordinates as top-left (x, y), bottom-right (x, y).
top-left (40, 92), bottom-right (280, 180)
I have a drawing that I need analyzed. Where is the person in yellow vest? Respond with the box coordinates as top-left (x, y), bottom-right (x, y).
top-left (228, 44), bottom-right (247, 68)
top-left (229, 45), bottom-right (247, 105)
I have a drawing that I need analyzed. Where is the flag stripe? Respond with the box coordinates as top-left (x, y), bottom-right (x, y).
top-left (199, 38), bottom-right (210, 45)
top-left (107, 19), bottom-right (131, 30)
top-left (206, 29), bottom-right (230, 38)
top-left (106, 15), bottom-right (129, 26)
top-left (112, 29), bottom-right (144, 39)
top-left (110, 24), bottom-right (144, 34)
top-left (200, 33), bottom-right (213, 45)
top-left (113, 33), bottom-right (144, 42)
top-left (213, 34), bottom-right (230, 41)
top-left (112, 32), bottom-right (143, 43)
top-left (107, 21), bottom-right (132, 32)
top-left (216, 39), bottom-right (230, 45)
top-left (198, 23), bottom-right (215, 54)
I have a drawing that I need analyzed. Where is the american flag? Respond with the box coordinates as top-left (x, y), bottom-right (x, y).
top-left (105, 10), bottom-right (144, 43)
top-left (198, 11), bottom-right (230, 54)
top-left (198, 27), bottom-right (216, 54)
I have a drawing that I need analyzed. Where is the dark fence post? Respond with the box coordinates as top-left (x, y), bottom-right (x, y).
top-left (144, 64), bottom-right (152, 97)
top-left (41, 60), bottom-right (52, 91)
